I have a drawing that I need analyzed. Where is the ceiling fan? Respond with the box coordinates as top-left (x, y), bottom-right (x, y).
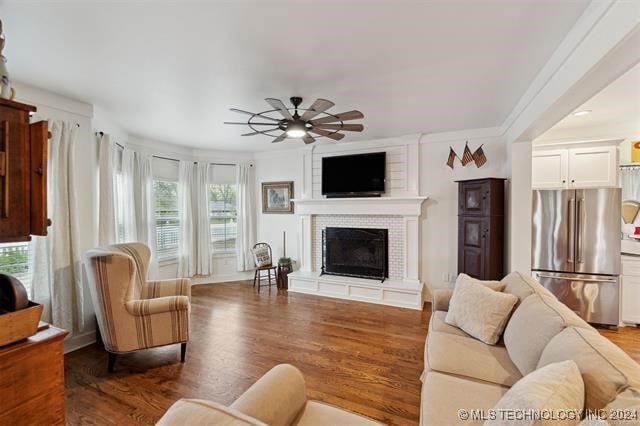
top-left (224, 97), bottom-right (364, 144)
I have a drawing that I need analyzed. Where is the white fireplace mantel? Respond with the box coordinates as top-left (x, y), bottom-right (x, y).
top-left (288, 196), bottom-right (428, 310)
top-left (292, 196), bottom-right (428, 217)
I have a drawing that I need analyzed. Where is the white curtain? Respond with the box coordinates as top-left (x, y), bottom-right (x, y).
top-left (195, 162), bottom-right (212, 276)
top-left (177, 161), bottom-right (215, 277)
top-left (119, 148), bottom-right (137, 242)
top-left (97, 133), bottom-right (118, 245)
top-left (134, 151), bottom-right (158, 278)
top-left (236, 163), bottom-right (256, 271)
top-left (177, 161), bottom-right (196, 276)
top-left (30, 121), bottom-right (85, 333)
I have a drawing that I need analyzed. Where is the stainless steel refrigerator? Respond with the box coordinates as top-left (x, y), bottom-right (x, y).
top-left (531, 188), bottom-right (621, 326)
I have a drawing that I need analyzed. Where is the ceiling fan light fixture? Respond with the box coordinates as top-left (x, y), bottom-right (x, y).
top-left (286, 121), bottom-right (307, 138)
top-left (226, 97), bottom-right (364, 144)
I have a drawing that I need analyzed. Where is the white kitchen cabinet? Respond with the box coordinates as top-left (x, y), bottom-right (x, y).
top-left (568, 146), bottom-right (618, 188)
top-left (532, 149), bottom-right (568, 189)
top-left (532, 145), bottom-right (618, 189)
top-left (621, 255), bottom-right (640, 325)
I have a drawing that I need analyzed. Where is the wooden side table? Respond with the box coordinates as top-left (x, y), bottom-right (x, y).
top-left (277, 263), bottom-right (292, 289)
top-left (0, 325), bottom-right (68, 425)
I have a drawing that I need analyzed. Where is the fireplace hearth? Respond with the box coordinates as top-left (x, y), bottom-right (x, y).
top-left (321, 227), bottom-right (388, 282)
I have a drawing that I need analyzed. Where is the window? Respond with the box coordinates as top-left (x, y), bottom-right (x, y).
top-left (154, 180), bottom-right (179, 260)
top-left (209, 184), bottom-right (237, 253)
top-left (0, 242), bottom-right (32, 294)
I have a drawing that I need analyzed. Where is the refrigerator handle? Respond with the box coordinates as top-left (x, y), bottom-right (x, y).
top-left (568, 198), bottom-right (575, 263)
top-left (535, 272), bottom-right (617, 284)
top-left (577, 198), bottom-right (584, 263)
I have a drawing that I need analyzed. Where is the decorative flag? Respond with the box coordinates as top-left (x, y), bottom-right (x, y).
top-left (461, 141), bottom-right (474, 166)
top-left (446, 147), bottom-right (458, 169)
top-left (473, 144), bottom-right (487, 168)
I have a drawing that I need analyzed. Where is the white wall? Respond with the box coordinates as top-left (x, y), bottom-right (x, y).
top-left (254, 149), bottom-right (303, 264)
top-left (508, 140), bottom-right (533, 273)
top-left (252, 132), bottom-right (511, 297)
top-left (419, 133), bottom-right (509, 292)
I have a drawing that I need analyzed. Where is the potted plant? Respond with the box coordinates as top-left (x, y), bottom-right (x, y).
top-left (278, 257), bottom-right (291, 266)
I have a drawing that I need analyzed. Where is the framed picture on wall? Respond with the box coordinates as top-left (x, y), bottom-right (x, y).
top-left (262, 181), bottom-right (294, 214)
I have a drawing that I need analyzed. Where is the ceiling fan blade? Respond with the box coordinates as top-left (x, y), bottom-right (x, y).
top-left (310, 110), bottom-right (364, 125)
top-left (241, 128), bottom-right (279, 136)
top-left (313, 123), bottom-right (364, 132)
top-left (224, 122), bottom-right (279, 126)
top-left (302, 134), bottom-right (316, 144)
top-left (272, 133), bottom-right (287, 143)
top-left (300, 98), bottom-right (335, 121)
top-left (309, 128), bottom-right (345, 141)
top-left (230, 108), bottom-right (281, 122)
top-left (265, 98), bottom-right (293, 120)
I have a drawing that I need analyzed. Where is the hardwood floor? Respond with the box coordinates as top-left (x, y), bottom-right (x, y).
top-left (65, 282), bottom-right (430, 425)
top-left (64, 282), bottom-right (640, 425)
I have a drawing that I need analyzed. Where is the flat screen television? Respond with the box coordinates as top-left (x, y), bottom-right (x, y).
top-left (321, 152), bottom-right (386, 197)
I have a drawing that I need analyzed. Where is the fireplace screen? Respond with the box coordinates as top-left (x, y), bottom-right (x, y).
top-left (322, 227), bottom-right (388, 282)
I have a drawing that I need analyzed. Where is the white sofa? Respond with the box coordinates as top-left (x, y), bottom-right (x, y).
top-left (421, 271), bottom-right (640, 425)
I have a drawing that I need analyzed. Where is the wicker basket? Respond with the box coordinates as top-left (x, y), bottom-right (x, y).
top-left (0, 302), bottom-right (43, 347)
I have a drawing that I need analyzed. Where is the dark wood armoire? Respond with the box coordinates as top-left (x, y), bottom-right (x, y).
top-left (0, 98), bottom-right (48, 242)
top-left (457, 178), bottom-right (505, 280)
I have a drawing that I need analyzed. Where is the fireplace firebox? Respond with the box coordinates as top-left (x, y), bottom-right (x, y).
top-left (321, 227), bottom-right (388, 282)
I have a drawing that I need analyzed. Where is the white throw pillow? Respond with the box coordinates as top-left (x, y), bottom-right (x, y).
top-left (445, 273), bottom-right (505, 328)
top-left (252, 246), bottom-right (271, 267)
top-left (445, 276), bottom-right (517, 344)
top-left (485, 360), bottom-right (585, 426)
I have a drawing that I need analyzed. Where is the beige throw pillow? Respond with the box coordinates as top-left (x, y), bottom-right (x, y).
top-left (485, 360), bottom-right (585, 426)
top-left (445, 276), bottom-right (518, 345)
top-left (445, 273), bottom-right (506, 328)
top-left (252, 246), bottom-right (271, 267)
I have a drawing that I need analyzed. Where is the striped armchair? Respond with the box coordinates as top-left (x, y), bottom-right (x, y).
top-left (84, 243), bottom-right (191, 372)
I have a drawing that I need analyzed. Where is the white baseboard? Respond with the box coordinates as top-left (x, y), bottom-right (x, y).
top-left (64, 329), bottom-right (96, 354)
top-left (191, 272), bottom-right (253, 285)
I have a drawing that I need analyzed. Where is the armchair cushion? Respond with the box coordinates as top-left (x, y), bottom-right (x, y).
top-left (143, 278), bottom-right (191, 299)
top-left (125, 296), bottom-right (190, 316)
top-left (157, 399), bottom-right (266, 426)
top-left (231, 364), bottom-right (307, 426)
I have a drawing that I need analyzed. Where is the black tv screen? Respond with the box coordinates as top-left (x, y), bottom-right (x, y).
top-left (322, 152), bottom-right (386, 196)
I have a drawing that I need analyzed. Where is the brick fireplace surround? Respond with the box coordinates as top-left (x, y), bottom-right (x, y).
top-left (287, 197), bottom-right (427, 309)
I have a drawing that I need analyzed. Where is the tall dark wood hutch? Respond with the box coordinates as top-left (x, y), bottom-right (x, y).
top-left (457, 178), bottom-right (505, 280)
top-left (0, 98), bottom-right (48, 242)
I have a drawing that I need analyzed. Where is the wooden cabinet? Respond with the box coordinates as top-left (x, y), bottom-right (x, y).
top-left (458, 178), bottom-right (505, 280)
top-left (532, 145), bottom-right (618, 189)
top-left (0, 98), bottom-right (48, 242)
top-left (621, 255), bottom-right (640, 324)
top-left (0, 326), bottom-right (68, 425)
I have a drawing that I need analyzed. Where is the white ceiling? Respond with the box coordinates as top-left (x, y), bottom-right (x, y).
top-left (0, 0), bottom-right (589, 151)
top-left (539, 62), bottom-right (640, 141)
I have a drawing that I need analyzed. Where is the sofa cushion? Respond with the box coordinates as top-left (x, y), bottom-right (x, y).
top-left (503, 292), bottom-right (591, 376)
top-left (501, 271), bottom-right (553, 305)
top-left (603, 388), bottom-right (640, 426)
top-left (445, 278), bottom-right (518, 345)
top-left (157, 399), bottom-right (267, 426)
top-left (537, 327), bottom-right (640, 410)
top-left (425, 312), bottom-right (522, 387)
top-left (486, 360), bottom-right (584, 426)
top-left (420, 371), bottom-right (508, 426)
top-left (445, 273), bottom-right (504, 328)
top-left (296, 401), bottom-right (382, 426)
